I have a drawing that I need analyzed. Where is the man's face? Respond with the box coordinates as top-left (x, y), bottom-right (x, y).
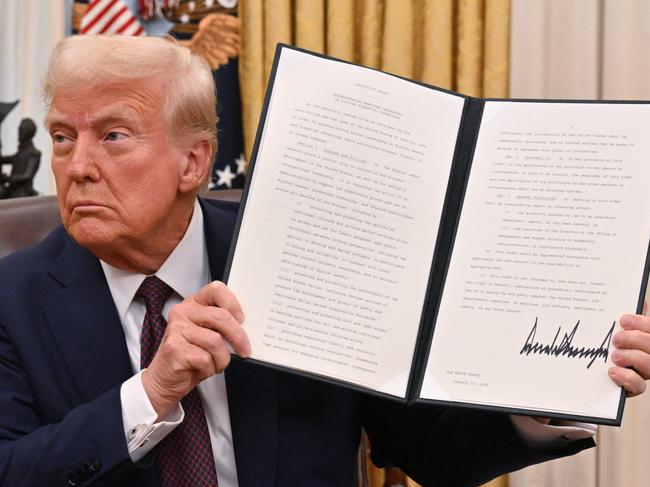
top-left (48, 81), bottom-right (190, 264)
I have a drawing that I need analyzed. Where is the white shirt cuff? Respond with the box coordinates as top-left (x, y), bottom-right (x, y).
top-left (120, 370), bottom-right (184, 462)
top-left (510, 415), bottom-right (597, 449)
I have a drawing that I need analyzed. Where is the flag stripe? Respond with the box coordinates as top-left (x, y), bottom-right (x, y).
top-left (81, 0), bottom-right (115, 32)
top-left (103, 10), bottom-right (132, 34)
top-left (92, 3), bottom-right (127, 33)
top-left (80, 0), bottom-right (107, 31)
top-left (84, 0), bottom-right (104, 16)
top-left (121, 22), bottom-right (140, 36)
top-left (80, 0), bottom-right (145, 37)
top-left (81, 0), bottom-right (118, 33)
top-left (85, 1), bottom-right (126, 34)
top-left (116, 16), bottom-right (137, 34)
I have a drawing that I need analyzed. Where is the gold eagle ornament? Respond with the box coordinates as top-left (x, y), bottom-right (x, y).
top-left (178, 13), bottom-right (240, 69)
top-left (163, 0), bottom-right (240, 70)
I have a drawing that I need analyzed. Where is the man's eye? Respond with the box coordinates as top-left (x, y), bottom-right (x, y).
top-left (53, 134), bottom-right (68, 143)
top-left (105, 131), bottom-right (123, 141)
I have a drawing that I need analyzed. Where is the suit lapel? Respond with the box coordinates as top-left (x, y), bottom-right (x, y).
top-left (42, 237), bottom-right (133, 402)
top-left (201, 198), bottom-right (280, 487)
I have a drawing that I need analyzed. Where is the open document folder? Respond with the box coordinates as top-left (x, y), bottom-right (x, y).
top-left (224, 44), bottom-right (650, 425)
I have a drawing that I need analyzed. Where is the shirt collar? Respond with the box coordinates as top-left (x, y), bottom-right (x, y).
top-left (101, 199), bottom-right (210, 322)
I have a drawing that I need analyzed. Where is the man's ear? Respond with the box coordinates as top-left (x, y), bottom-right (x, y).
top-left (179, 140), bottom-right (212, 193)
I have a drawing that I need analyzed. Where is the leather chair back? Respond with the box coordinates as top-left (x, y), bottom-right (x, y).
top-left (0, 195), bottom-right (60, 259)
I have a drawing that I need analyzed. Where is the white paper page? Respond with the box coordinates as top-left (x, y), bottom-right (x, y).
top-left (227, 48), bottom-right (465, 397)
top-left (421, 101), bottom-right (650, 419)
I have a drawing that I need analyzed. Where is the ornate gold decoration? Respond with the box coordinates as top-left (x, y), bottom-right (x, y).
top-left (178, 13), bottom-right (240, 69)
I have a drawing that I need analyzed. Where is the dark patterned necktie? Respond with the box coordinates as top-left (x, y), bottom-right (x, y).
top-left (137, 276), bottom-right (219, 487)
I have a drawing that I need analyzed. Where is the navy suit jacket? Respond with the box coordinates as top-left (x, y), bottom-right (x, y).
top-left (0, 198), bottom-right (593, 487)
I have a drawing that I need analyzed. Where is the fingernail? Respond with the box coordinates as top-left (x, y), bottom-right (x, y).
top-left (620, 315), bottom-right (633, 329)
top-left (612, 333), bottom-right (621, 346)
top-left (612, 350), bottom-right (621, 361)
top-left (608, 368), bottom-right (616, 376)
top-left (236, 312), bottom-right (245, 323)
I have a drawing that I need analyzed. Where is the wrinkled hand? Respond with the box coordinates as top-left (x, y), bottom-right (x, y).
top-left (142, 281), bottom-right (251, 418)
top-left (609, 301), bottom-right (649, 397)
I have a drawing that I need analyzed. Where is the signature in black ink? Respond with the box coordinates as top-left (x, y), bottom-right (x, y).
top-left (520, 318), bottom-right (615, 369)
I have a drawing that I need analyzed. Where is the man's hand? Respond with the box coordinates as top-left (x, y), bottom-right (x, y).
top-left (610, 300), bottom-right (649, 397)
top-left (141, 281), bottom-right (251, 419)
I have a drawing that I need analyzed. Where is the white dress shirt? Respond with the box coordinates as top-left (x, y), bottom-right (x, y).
top-left (100, 200), bottom-right (595, 487)
top-left (102, 200), bottom-right (239, 487)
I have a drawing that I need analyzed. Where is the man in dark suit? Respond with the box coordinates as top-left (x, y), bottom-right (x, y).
top-left (0, 35), bottom-right (648, 487)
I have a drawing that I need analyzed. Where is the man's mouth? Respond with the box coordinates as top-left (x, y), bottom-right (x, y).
top-left (71, 200), bottom-right (105, 212)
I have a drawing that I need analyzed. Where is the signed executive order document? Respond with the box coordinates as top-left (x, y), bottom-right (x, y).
top-left (225, 45), bottom-right (650, 424)
top-left (420, 101), bottom-right (650, 423)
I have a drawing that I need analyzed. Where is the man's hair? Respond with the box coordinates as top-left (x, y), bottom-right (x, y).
top-left (43, 35), bottom-right (217, 159)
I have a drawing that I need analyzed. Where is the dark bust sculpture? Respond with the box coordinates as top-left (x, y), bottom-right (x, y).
top-left (0, 118), bottom-right (41, 199)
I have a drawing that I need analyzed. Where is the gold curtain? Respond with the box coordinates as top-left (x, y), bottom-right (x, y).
top-left (239, 0), bottom-right (510, 159)
top-left (238, 2), bottom-right (510, 486)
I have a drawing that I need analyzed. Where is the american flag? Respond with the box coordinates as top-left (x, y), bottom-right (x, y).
top-left (80, 0), bottom-right (145, 36)
top-left (138, 0), bottom-right (180, 20)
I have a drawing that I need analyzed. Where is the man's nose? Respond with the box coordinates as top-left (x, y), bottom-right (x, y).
top-left (67, 135), bottom-right (101, 182)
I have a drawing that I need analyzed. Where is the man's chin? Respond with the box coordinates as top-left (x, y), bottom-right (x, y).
top-left (64, 220), bottom-right (118, 255)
